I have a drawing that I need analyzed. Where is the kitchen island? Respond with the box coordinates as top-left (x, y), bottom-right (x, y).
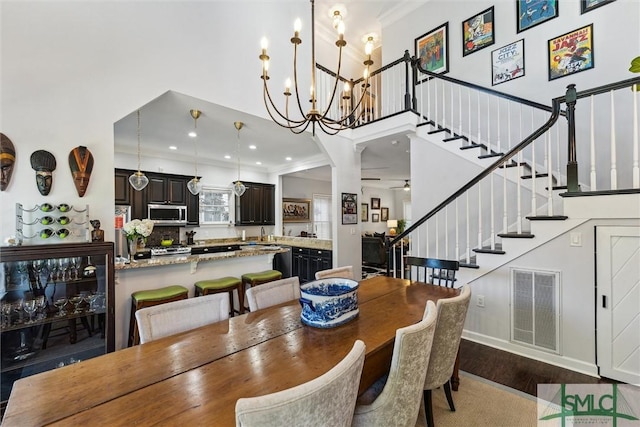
top-left (113, 244), bottom-right (291, 350)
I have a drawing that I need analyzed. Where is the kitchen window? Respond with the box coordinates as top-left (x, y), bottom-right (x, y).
top-left (199, 187), bottom-right (231, 224)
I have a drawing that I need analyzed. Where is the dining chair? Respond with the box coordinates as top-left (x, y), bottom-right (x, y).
top-left (235, 340), bottom-right (366, 427)
top-left (405, 257), bottom-right (459, 287)
top-left (314, 265), bottom-right (355, 280)
top-left (135, 293), bottom-right (229, 344)
top-left (245, 276), bottom-right (301, 312)
top-left (352, 300), bottom-right (438, 427)
top-left (422, 285), bottom-right (472, 427)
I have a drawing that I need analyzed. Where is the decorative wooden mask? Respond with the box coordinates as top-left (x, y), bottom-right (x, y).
top-left (68, 146), bottom-right (94, 197)
top-left (30, 149), bottom-right (57, 196)
top-left (0, 133), bottom-right (16, 191)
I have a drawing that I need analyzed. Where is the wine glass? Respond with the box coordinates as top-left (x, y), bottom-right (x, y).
top-left (1, 302), bottom-right (13, 328)
top-left (71, 257), bottom-right (82, 280)
top-left (46, 258), bottom-right (59, 283)
top-left (35, 295), bottom-right (47, 320)
top-left (69, 295), bottom-right (84, 314)
top-left (23, 299), bottom-right (37, 323)
top-left (13, 299), bottom-right (24, 324)
top-left (54, 297), bottom-right (68, 317)
top-left (86, 293), bottom-right (99, 312)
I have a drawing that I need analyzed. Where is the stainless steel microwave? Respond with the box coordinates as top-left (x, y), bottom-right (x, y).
top-left (148, 204), bottom-right (187, 226)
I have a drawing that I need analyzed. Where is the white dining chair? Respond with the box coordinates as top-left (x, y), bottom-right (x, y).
top-left (422, 284), bottom-right (472, 427)
top-left (235, 340), bottom-right (366, 427)
top-left (315, 265), bottom-right (355, 280)
top-left (352, 300), bottom-right (438, 427)
top-left (135, 293), bottom-right (229, 344)
top-left (245, 276), bottom-right (301, 312)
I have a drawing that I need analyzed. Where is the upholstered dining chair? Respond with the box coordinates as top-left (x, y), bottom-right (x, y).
top-left (405, 257), bottom-right (459, 287)
top-left (352, 300), bottom-right (438, 427)
top-left (235, 340), bottom-right (366, 427)
top-left (135, 293), bottom-right (229, 344)
top-left (245, 276), bottom-right (301, 312)
top-left (315, 265), bottom-right (355, 280)
top-left (422, 285), bottom-right (472, 427)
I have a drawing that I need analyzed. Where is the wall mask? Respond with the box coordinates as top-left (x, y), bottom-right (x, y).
top-left (0, 133), bottom-right (16, 191)
top-left (30, 150), bottom-right (57, 196)
top-left (68, 146), bottom-right (94, 197)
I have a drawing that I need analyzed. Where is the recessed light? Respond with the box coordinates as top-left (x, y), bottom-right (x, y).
top-left (169, 146), bottom-right (177, 150)
top-left (249, 145), bottom-right (257, 150)
top-left (188, 131), bottom-right (197, 138)
top-left (256, 161), bottom-right (262, 165)
top-left (286, 157), bottom-right (292, 161)
top-left (224, 155), bottom-right (231, 159)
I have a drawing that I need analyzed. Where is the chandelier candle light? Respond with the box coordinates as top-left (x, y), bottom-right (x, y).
top-left (129, 109), bottom-right (149, 191)
top-left (232, 121), bottom-right (246, 197)
top-left (259, 0), bottom-right (375, 135)
top-left (187, 109), bottom-right (203, 195)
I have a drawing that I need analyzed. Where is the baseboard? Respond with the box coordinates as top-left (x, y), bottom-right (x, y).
top-left (462, 330), bottom-right (600, 378)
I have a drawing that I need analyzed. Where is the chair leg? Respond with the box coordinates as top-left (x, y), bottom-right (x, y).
top-left (443, 381), bottom-right (456, 412)
top-left (424, 389), bottom-right (434, 427)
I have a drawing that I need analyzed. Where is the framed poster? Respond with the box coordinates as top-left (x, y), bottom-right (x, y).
top-left (581, 0), bottom-right (615, 14)
top-left (372, 213), bottom-right (380, 223)
top-left (517, 0), bottom-right (558, 33)
top-left (462, 6), bottom-right (495, 57)
top-left (370, 197), bottom-right (380, 209)
top-left (415, 22), bottom-right (449, 79)
top-left (548, 24), bottom-right (594, 81)
top-left (491, 39), bottom-right (525, 86)
top-left (361, 203), bottom-right (369, 222)
top-left (381, 207), bottom-right (389, 221)
top-left (282, 198), bottom-right (311, 222)
top-left (341, 193), bottom-right (358, 225)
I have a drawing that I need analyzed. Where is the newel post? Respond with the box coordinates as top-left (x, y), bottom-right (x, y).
top-left (565, 84), bottom-right (580, 192)
top-left (403, 50), bottom-right (416, 111)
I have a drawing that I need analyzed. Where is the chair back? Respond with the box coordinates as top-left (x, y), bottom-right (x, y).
top-left (353, 301), bottom-right (438, 427)
top-left (424, 285), bottom-right (471, 390)
top-left (135, 293), bottom-right (229, 344)
top-left (246, 276), bottom-right (301, 311)
top-left (315, 265), bottom-right (354, 280)
top-left (235, 340), bottom-right (366, 427)
top-left (406, 257), bottom-right (459, 287)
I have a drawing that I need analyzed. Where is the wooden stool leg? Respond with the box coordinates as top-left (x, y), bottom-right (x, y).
top-left (238, 282), bottom-right (246, 315)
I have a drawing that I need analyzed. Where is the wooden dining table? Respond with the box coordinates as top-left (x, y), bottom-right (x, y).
top-left (2, 276), bottom-right (459, 426)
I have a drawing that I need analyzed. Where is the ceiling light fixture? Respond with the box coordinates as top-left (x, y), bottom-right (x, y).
top-left (403, 180), bottom-right (411, 192)
top-left (259, 0), bottom-right (374, 135)
top-left (232, 121), bottom-right (246, 197)
top-left (186, 109), bottom-right (203, 195)
top-left (129, 109), bottom-right (149, 191)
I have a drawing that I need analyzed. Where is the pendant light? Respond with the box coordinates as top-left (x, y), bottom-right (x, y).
top-left (187, 109), bottom-right (203, 195)
top-left (232, 121), bottom-right (246, 197)
top-left (129, 109), bottom-right (149, 191)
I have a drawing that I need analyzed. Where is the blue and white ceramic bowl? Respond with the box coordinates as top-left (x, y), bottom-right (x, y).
top-left (299, 278), bottom-right (359, 328)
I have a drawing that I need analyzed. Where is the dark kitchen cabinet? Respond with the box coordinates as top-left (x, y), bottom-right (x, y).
top-left (235, 182), bottom-right (275, 226)
top-left (147, 175), bottom-right (187, 205)
top-left (290, 246), bottom-right (332, 283)
top-left (114, 169), bottom-right (145, 219)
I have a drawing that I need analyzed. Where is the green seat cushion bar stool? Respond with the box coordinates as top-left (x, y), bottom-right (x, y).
top-left (194, 277), bottom-right (242, 317)
top-left (240, 270), bottom-right (283, 312)
top-left (128, 285), bottom-right (188, 347)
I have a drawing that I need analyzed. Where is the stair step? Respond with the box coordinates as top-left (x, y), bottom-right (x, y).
top-left (526, 215), bottom-right (569, 221)
top-left (478, 152), bottom-right (503, 159)
top-left (460, 262), bottom-right (479, 269)
top-left (442, 135), bottom-right (466, 142)
top-left (521, 173), bottom-right (549, 179)
top-left (427, 127), bottom-right (448, 135)
top-left (546, 185), bottom-right (568, 191)
top-left (460, 143), bottom-right (487, 151)
top-left (473, 247), bottom-right (507, 255)
top-left (497, 232), bottom-right (535, 238)
top-left (501, 161), bottom-right (527, 169)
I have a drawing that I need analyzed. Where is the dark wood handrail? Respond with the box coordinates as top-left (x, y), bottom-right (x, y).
top-left (553, 76), bottom-right (640, 101)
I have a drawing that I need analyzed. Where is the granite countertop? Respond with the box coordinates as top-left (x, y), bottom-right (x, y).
top-left (115, 245), bottom-right (290, 270)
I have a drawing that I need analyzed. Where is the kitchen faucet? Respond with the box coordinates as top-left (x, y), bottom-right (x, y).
top-left (260, 226), bottom-right (265, 242)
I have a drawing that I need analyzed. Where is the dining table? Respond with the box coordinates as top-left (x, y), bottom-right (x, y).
top-left (1, 276), bottom-right (460, 426)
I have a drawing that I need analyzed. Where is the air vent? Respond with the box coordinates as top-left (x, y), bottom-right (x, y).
top-left (511, 268), bottom-right (560, 353)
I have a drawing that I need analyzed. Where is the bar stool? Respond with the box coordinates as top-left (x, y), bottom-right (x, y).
top-left (240, 270), bottom-right (282, 312)
top-left (194, 277), bottom-right (242, 317)
top-left (128, 285), bottom-right (188, 347)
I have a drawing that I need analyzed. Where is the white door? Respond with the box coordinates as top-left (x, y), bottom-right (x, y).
top-left (596, 226), bottom-right (640, 384)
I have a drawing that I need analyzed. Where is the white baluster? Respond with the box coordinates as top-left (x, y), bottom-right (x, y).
top-left (530, 111), bottom-right (537, 216)
top-left (465, 191), bottom-right (471, 264)
top-left (458, 86), bottom-right (463, 137)
top-left (477, 184), bottom-right (483, 251)
top-left (610, 90), bottom-right (617, 190)
top-left (633, 88), bottom-right (639, 188)
top-left (590, 95), bottom-right (597, 190)
top-left (517, 105), bottom-right (523, 234)
top-left (490, 172), bottom-right (495, 250)
top-left (547, 132), bottom-right (554, 216)
top-left (455, 198), bottom-right (460, 262)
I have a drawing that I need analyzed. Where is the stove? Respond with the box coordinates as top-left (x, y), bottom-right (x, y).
top-left (150, 245), bottom-right (192, 256)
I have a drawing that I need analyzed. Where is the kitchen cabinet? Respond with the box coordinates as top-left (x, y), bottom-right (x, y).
top-left (0, 242), bottom-right (115, 410)
top-left (114, 170), bottom-right (131, 206)
top-left (235, 182), bottom-right (275, 225)
top-left (290, 246), bottom-right (332, 283)
top-left (190, 244), bottom-right (240, 255)
top-left (147, 174), bottom-right (187, 205)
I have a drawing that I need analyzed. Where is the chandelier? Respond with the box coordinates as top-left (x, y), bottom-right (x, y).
top-left (129, 109), bottom-right (149, 191)
top-left (259, 0), bottom-right (375, 135)
top-left (186, 109), bottom-right (203, 195)
top-left (232, 121), bottom-right (246, 197)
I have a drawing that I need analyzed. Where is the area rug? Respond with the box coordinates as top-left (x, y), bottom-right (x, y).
top-left (362, 265), bottom-right (387, 279)
top-left (415, 372), bottom-right (538, 427)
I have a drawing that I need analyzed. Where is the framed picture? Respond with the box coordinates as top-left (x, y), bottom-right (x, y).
top-left (361, 203), bottom-right (369, 222)
top-left (370, 197), bottom-right (380, 210)
top-left (462, 6), bottom-right (495, 57)
top-left (581, 0), bottom-right (615, 14)
top-left (341, 193), bottom-right (358, 225)
top-left (491, 39), bottom-right (525, 86)
top-left (282, 198), bottom-right (310, 223)
top-left (415, 22), bottom-right (449, 80)
top-left (381, 207), bottom-right (389, 221)
top-left (548, 24), bottom-right (594, 81)
top-left (372, 213), bottom-right (380, 223)
top-left (517, 0), bottom-right (558, 33)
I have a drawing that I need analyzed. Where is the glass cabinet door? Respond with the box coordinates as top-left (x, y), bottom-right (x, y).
top-left (0, 242), bottom-right (114, 411)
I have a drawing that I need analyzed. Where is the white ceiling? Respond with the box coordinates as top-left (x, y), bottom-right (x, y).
top-left (113, 0), bottom-right (417, 190)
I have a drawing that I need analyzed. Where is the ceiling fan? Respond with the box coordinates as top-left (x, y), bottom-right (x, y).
top-left (390, 180), bottom-right (411, 191)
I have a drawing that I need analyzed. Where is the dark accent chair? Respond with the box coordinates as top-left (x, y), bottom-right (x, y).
top-left (405, 257), bottom-right (459, 287)
top-left (362, 236), bottom-right (386, 266)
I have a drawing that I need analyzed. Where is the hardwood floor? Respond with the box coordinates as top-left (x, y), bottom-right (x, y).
top-left (459, 339), bottom-right (616, 396)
